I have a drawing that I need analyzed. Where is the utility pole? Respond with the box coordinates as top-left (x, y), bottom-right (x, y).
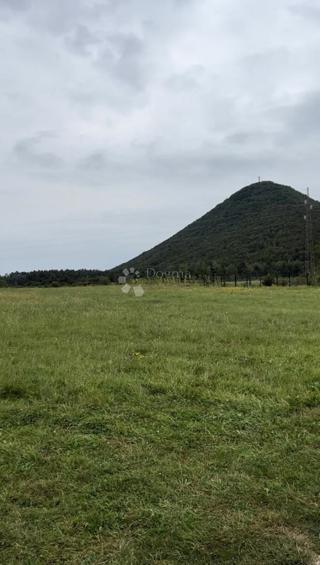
top-left (304, 187), bottom-right (315, 285)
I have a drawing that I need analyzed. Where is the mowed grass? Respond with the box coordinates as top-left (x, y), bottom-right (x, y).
top-left (0, 285), bottom-right (319, 564)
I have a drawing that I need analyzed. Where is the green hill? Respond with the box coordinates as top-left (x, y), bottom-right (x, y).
top-left (114, 181), bottom-right (320, 276)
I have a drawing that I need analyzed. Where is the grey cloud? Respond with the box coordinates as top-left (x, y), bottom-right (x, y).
top-left (290, 1), bottom-right (320, 20)
top-left (1, 0), bottom-right (95, 36)
top-left (65, 24), bottom-right (100, 56)
top-left (226, 131), bottom-right (268, 145)
top-left (166, 65), bottom-right (204, 91)
top-left (241, 47), bottom-right (291, 70)
top-left (79, 152), bottom-right (108, 171)
top-left (0, 0), bottom-right (28, 11)
top-left (287, 93), bottom-right (320, 136)
top-left (270, 92), bottom-right (320, 138)
top-left (111, 34), bottom-right (145, 87)
top-left (77, 143), bottom-right (285, 184)
top-left (12, 133), bottom-right (64, 170)
top-left (97, 33), bottom-right (147, 90)
top-left (65, 25), bottom-right (148, 91)
top-left (146, 152), bottom-right (278, 180)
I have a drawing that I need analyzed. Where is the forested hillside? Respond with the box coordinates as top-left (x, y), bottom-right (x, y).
top-left (114, 181), bottom-right (320, 277)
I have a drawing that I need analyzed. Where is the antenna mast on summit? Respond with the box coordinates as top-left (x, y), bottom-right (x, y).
top-left (304, 187), bottom-right (315, 284)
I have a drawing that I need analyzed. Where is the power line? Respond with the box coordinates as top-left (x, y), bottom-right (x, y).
top-left (304, 187), bottom-right (316, 284)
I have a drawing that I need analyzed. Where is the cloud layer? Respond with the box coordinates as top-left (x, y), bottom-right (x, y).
top-left (1, 0), bottom-right (320, 272)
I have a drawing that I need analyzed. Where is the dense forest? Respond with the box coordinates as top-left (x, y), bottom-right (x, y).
top-left (0, 270), bottom-right (110, 287)
top-left (114, 181), bottom-right (320, 278)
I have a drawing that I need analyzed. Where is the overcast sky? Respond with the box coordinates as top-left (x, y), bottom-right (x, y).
top-left (1, 0), bottom-right (320, 273)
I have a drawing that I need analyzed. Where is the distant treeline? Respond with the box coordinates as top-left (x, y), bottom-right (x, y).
top-left (113, 259), bottom-right (309, 282)
top-left (0, 269), bottom-right (111, 287)
top-left (0, 259), bottom-right (316, 288)
top-left (183, 259), bottom-right (306, 279)
top-left (192, 259), bottom-right (317, 284)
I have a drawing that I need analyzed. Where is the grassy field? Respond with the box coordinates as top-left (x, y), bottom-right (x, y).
top-left (0, 285), bottom-right (319, 564)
